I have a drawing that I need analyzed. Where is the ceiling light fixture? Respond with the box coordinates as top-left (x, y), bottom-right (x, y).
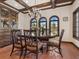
top-left (27, 0), bottom-right (41, 18)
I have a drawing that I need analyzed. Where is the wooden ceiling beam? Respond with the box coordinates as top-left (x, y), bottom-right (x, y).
top-left (56, 2), bottom-right (72, 8)
top-left (71, 0), bottom-right (75, 4)
top-left (31, 0), bottom-right (75, 10)
top-left (3, 2), bottom-right (20, 11)
top-left (0, 3), bottom-right (18, 14)
top-left (15, 0), bottom-right (33, 12)
top-left (55, 0), bottom-right (72, 4)
top-left (29, 0), bottom-right (74, 9)
top-left (19, 0), bottom-right (75, 12)
top-left (0, 0), bottom-right (6, 2)
top-left (31, 2), bottom-right (51, 8)
top-left (19, 2), bottom-right (51, 12)
top-left (37, 0), bottom-right (75, 8)
top-left (2, 2), bottom-right (25, 14)
top-left (40, 1), bottom-right (74, 10)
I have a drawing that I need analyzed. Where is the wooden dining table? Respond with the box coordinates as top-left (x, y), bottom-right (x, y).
top-left (18, 34), bottom-right (56, 52)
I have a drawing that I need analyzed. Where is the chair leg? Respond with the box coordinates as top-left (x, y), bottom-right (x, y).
top-left (19, 48), bottom-right (23, 59)
top-left (59, 48), bottom-right (63, 57)
top-left (36, 53), bottom-right (38, 59)
top-left (42, 47), bottom-right (43, 53)
top-left (40, 46), bottom-right (43, 53)
top-left (10, 46), bottom-right (14, 56)
top-left (23, 48), bottom-right (27, 59)
top-left (36, 50), bottom-right (38, 59)
top-left (46, 43), bottom-right (48, 53)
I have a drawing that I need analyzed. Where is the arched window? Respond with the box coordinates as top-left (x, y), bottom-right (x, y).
top-left (39, 17), bottom-right (47, 36)
top-left (30, 18), bottom-right (37, 30)
top-left (49, 16), bottom-right (59, 36)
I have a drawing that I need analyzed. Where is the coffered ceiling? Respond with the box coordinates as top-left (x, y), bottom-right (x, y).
top-left (0, 0), bottom-right (75, 13)
top-left (4, 0), bottom-right (25, 9)
top-left (23, 0), bottom-right (50, 6)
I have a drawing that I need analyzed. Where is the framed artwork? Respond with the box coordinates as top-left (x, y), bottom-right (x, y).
top-left (63, 17), bottom-right (68, 21)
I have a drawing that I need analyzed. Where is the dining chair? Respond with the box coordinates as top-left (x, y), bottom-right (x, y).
top-left (10, 29), bottom-right (24, 59)
top-left (23, 30), bottom-right (43, 59)
top-left (48, 29), bottom-right (64, 57)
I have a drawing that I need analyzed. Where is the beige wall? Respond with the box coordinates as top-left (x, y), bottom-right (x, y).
top-left (18, 0), bottom-right (79, 47)
top-left (18, 12), bottom-right (30, 30)
top-left (39, 6), bottom-right (72, 42)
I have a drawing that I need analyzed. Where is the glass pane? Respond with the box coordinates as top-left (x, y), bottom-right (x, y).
top-left (31, 18), bottom-right (37, 30)
top-left (40, 18), bottom-right (46, 22)
top-left (40, 22), bottom-right (46, 30)
top-left (39, 17), bottom-right (47, 36)
top-left (32, 19), bottom-right (36, 23)
top-left (51, 21), bottom-right (58, 36)
top-left (76, 12), bottom-right (78, 38)
top-left (51, 16), bottom-right (58, 21)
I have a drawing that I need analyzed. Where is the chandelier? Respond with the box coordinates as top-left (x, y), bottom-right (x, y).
top-left (27, 0), bottom-right (41, 19)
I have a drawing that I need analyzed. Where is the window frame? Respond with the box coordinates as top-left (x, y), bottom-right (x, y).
top-left (73, 7), bottom-right (79, 40)
top-left (39, 17), bottom-right (47, 36)
top-left (49, 15), bottom-right (59, 36)
top-left (30, 18), bottom-right (37, 30)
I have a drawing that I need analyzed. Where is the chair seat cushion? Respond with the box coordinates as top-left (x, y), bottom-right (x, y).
top-left (48, 41), bottom-right (59, 47)
top-left (27, 42), bottom-right (43, 51)
top-left (27, 42), bottom-right (37, 47)
top-left (14, 40), bottom-right (25, 48)
top-left (14, 44), bottom-right (22, 48)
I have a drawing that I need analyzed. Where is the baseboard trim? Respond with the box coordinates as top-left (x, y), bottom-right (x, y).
top-left (62, 41), bottom-right (79, 49)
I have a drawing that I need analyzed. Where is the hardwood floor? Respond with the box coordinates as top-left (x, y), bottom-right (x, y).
top-left (0, 43), bottom-right (79, 59)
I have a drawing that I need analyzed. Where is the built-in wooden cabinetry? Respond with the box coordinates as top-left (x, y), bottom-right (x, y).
top-left (0, 29), bottom-right (11, 47)
top-left (0, 5), bottom-right (18, 47)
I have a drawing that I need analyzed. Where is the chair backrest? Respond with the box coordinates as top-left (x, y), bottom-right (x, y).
top-left (24, 30), bottom-right (36, 36)
top-left (59, 29), bottom-right (64, 48)
top-left (24, 30), bottom-right (31, 43)
top-left (24, 30), bottom-right (38, 48)
top-left (24, 30), bottom-right (30, 36)
top-left (24, 30), bottom-right (37, 41)
top-left (11, 29), bottom-right (21, 44)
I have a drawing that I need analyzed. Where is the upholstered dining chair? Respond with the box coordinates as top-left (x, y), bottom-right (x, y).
top-left (23, 30), bottom-right (43, 59)
top-left (10, 29), bottom-right (24, 59)
top-left (48, 29), bottom-right (64, 57)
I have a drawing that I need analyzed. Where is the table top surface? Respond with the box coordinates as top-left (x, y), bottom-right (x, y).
top-left (18, 34), bottom-right (56, 38)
